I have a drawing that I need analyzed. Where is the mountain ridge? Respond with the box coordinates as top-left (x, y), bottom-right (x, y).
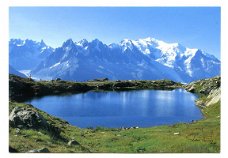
top-left (9, 37), bottom-right (220, 83)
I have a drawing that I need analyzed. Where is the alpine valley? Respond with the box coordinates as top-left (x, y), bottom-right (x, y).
top-left (9, 37), bottom-right (220, 83)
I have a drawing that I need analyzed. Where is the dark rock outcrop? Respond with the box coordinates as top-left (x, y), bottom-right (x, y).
top-left (9, 146), bottom-right (18, 153)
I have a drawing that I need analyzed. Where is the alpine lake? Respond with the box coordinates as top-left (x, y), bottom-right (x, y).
top-left (25, 88), bottom-right (203, 128)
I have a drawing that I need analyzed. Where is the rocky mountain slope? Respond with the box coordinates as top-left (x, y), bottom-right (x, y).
top-left (185, 76), bottom-right (221, 107)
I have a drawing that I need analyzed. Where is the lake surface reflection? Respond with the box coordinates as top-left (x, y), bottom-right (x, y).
top-left (26, 89), bottom-right (203, 128)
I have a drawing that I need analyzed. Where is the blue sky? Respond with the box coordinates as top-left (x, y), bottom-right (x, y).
top-left (9, 7), bottom-right (220, 59)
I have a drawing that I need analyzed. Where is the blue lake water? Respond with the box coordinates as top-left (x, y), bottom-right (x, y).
top-left (25, 89), bottom-right (203, 128)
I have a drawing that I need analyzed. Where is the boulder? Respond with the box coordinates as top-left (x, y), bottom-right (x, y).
top-left (9, 107), bottom-right (47, 129)
top-left (68, 140), bottom-right (80, 146)
top-left (9, 107), bottom-right (61, 137)
top-left (28, 147), bottom-right (50, 153)
top-left (15, 128), bottom-right (20, 134)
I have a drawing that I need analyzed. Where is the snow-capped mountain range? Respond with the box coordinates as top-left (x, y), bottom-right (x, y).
top-left (9, 37), bottom-right (220, 83)
top-left (9, 39), bottom-right (53, 70)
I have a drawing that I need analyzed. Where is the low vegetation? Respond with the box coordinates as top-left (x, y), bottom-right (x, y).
top-left (9, 75), bottom-right (220, 153)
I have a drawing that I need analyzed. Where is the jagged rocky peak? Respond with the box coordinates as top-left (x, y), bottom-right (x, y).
top-left (40, 39), bottom-right (46, 47)
top-left (10, 39), bottom-right (24, 46)
top-left (76, 39), bottom-right (89, 47)
top-left (90, 38), bottom-right (104, 46)
top-left (10, 38), bottom-right (49, 49)
top-left (120, 39), bottom-right (135, 51)
top-left (62, 38), bottom-right (75, 47)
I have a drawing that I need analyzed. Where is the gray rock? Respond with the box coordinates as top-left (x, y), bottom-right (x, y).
top-left (9, 107), bottom-right (47, 129)
top-left (9, 106), bottom-right (61, 137)
top-left (28, 147), bottom-right (50, 153)
top-left (174, 132), bottom-right (180, 135)
top-left (68, 140), bottom-right (80, 146)
top-left (15, 128), bottom-right (20, 134)
top-left (17, 125), bottom-right (23, 129)
top-left (187, 85), bottom-right (195, 93)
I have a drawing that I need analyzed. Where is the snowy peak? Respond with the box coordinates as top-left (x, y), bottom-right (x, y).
top-left (120, 39), bottom-right (135, 51)
top-left (117, 37), bottom-right (187, 58)
top-left (134, 37), bottom-right (186, 54)
top-left (156, 42), bottom-right (186, 54)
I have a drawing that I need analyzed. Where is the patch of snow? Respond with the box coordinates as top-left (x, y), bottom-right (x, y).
top-left (50, 62), bottom-right (60, 69)
top-left (131, 40), bottom-right (151, 55)
top-left (16, 40), bottom-right (25, 47)
top-left (76, 43), bottom-right (83, 47)
top-left (184, 48), bottom-right (198, 56)
top-left (121, 39), bottom-right (134, 52)
top-left (98, 65), bottom-right (104, 69)
top-left (64, 46), bottom-right (72, 52)
top-left (201, 58), bottom-right (205, 67)
top-left (19, 70), bottom-right (31, 77)
top-left (184, 55), bottom-right (194, 77)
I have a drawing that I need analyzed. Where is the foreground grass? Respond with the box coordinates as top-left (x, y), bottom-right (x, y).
top-left (9, 100), bottom-right (220, 153)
